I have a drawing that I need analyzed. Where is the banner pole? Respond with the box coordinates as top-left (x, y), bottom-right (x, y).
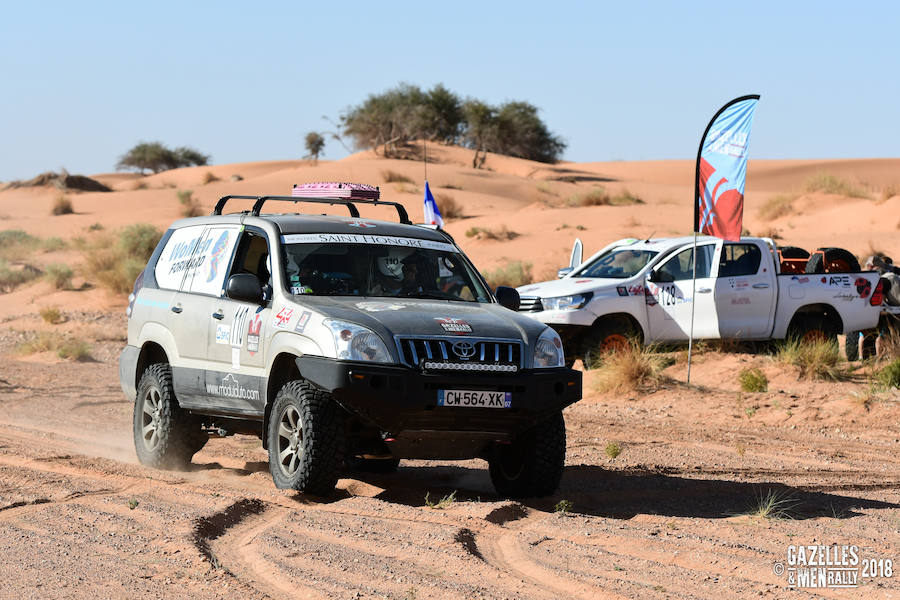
top-left (687, 231), bottom-right (698, 384)
top-left (423, 138), bottom-right (428, 182)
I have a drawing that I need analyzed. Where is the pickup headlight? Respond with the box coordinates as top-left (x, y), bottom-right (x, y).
top-left (324, 319), bottom-right (392, 363)
top-left (533, 327), bottom-right (565, 368)
top-left (542, 292), bottom-right (593, 311)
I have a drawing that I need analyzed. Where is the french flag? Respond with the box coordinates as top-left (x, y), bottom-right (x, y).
top-left (423, 181), bottom-right (443, 228)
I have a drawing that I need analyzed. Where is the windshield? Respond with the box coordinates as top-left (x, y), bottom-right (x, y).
top-left (281, 235), bottom-right (491, 302)
top-left (576, 248), bottom-right (658, 279)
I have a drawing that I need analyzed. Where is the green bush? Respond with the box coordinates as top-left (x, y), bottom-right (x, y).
top-left (777, 338), bottom-right (846, 381)
top-left (81, 224), bottom-right (160, 294)
top-left (44, 263), bottom-right (74, 290)
top-left (805, 173), bottom-right (869, 198)
top-left (739, 367), bottom-right (768, 392)
top-left (0, 230), bottom-right (41, 261)
top-left (0, 259), bottom-right (40, 292)
top-left (876, 358), bottom-right (900, 389)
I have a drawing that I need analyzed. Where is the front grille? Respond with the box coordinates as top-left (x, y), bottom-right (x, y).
top-left (396, 337), bottom-right (523, 372)
top-left (518, 296), bottom-right (543, 312)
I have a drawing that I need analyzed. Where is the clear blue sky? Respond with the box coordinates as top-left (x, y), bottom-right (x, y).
top-left (2, 1), bottom-right (897, 181)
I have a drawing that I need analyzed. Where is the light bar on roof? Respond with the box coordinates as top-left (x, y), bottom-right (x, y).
top-left (292, 182), bottom-right (380, 200)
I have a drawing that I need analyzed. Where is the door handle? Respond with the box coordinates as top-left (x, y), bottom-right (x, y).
top-left (212, 310), bottom-right (225, 320)
top-left (170, 305), bottom-right (182, 314)
top-left (697, 288), bottom-right (712, 293)
top-left (752, 283), bottom-right (770, 289)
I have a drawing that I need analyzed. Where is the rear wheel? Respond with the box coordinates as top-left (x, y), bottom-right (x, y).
top-left (267, 380), bottom-right (344, 496)
top-left (788, 315), bottom-right (836, 344)
top-left (488, 411), bottom-right (566, 498)
top-left (861, 330), bottom-right (878, 360)
top-left (133, 363), bottom-right (206, 470)
top-left (845, 331), bottom-right (860, 361)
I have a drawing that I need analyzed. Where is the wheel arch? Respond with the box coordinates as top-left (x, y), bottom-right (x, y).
top-left (262, 352), bottom-right (302, 449)
top-left (135, 341), bottom-right (169, 391)
top-left (787, 303), bottom-right (844, 336)
top-left (590, 312), bottom-right (645, 344)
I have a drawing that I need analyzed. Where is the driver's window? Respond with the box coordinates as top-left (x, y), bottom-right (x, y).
top-left (656, 245), bottom-right (714, 282)
top-left (229, 232), bottom-right (271, 299)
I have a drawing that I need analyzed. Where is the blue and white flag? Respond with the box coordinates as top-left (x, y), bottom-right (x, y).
top-left (694, 95), bottom-right (759, 241)
top-left (423, 181), bottom-right (443, 228)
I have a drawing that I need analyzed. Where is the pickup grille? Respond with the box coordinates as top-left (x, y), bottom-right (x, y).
top-left (518, 296), bottom-right (543, 312)
top-left (396, 337), bottom-right (523, 373)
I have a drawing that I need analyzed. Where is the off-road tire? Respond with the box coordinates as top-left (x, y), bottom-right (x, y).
top-left (133, 363), bottom-right (206, 470)
top-left (488, 411), bottom-right (566, 498)
top-left (345, 455), bottom-right (401, 473)
top-left (788, 315), bottom-right (836, 344)
top-left (845, 331), bottom-right (860, 361)
top-left (580, 322), bottom-right (638, 369)
top-left (780, 246), bottom-right (810, 259)
top-left (805, 247), bottom-right (861, 274)
top-left (861, 330), bottom-right (878, 360)
top-left (267, 380), bottom-right (344, 496)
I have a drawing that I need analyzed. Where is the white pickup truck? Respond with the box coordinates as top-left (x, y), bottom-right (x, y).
top-left (517, 236), bottom-right (886, 365)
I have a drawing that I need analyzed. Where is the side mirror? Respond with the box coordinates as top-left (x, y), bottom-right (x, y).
top-left (494, 286), bottom-right (520, 311)
top-left (226, 273), bottom-right (264, 304)
top-left (648, 269), bottom-right (660, 283)
top-left (557, 267), bottom-right (574, 279)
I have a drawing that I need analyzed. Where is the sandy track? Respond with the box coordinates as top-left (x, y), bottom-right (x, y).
top-left (2, 332), bottom-right (900, 598)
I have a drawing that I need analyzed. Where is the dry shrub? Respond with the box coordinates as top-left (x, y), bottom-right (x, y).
top-left (441, 182), bottom-right (463, 190)
top-left (881, 183), bottom-right (900, 203)
top-left (536, 182), bottom-right (557, 196)
top-left (131, 180), bottom-right (148, 191)
top-left (805, 172), bottom-right (869, 198)
top-left (436, 193), bottom-right (464, 219)
top-left (43, 237), bottom-right (67, 252)
top-left (17, 332), bottom-right (91, 360)
top-left (877, 358), bottom-right (900, 389)
top-left (39, 306), bottom-right (64, 324)
top-left (82, 224), bottom-right (161, 294)
top-left (16, 332), bottom-right (57, 354)
top-left (776, 338), bottom-right (847, 380)
top-left (481, 260), bottom-right (532, 289)
top-left (51, 194), bottom-right (73, 215)
top-left (758, 194), bottom-right (795, 220)
top-left (569, 188), bottom-right (643, 207)
top-left (591, 343), bottom-right (669, 392)
top-left (0, 230), bottom-right (41, 261)
top-left (381, 169), bottom-right (413, 184)
top-left (57, 338), bottom-right (92, 361)
top-left (44, 263), bottom-right (73, 289)
top-left (0, 259), bottom-right (40, 292)
top-left (395, 182), bottom-right (420, 194)
top-left (201, 171), bottom-right (219, 185)
top-left (465, 226), bottom-right (519, 241)
top-left (176, 189), bottom-right (202, 218)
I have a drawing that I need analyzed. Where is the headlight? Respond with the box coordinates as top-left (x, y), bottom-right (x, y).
top-left (541, 292), bottom-right (593, 311)
top-left (533, 328), bottom-right (565, 368)
top-left (324, 319), bottom-right (392, 363)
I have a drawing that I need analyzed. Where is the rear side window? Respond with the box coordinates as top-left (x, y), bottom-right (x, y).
top-left (186, 226), bottom-right (240, 296)
top-left (153, 225), bottom-right (209, 290)
top-left (719, 244), bottom-right (761, 277)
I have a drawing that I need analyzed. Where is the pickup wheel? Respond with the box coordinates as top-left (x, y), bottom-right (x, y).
top-left (580, 323), bottom-right (637, 369)
top-left (861, 330), bottom-right (878, 359)
top-left (133, 363), bottom-right (207, 470)
top-left (845, 331), bottom-right (860, 361)
top-left (267, 380), bottom-right (344, 496)
top-left (488, 411), bottom-right (566, 499)
top-left (788, 315), bottom-right (836, 344)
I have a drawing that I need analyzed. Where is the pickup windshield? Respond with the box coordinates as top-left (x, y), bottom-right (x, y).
top-left (281, 238), bottom-right (491, 302)
top-left (576, 248), bottom-right (659, 279)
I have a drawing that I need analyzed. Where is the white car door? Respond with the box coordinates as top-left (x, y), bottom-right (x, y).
top-left (714, 241), bottom-right (777, 338)
top-left (646, 243), bottom-right (720, 341)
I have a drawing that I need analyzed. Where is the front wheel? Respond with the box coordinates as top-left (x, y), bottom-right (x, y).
top-left (267, 380), bottom-right (344, 496)
top-left (488, 411), bottom-right (566, 498)
top-left (133, 363), bottom-right (206, 470)
top-left (580, 323), bottom-right (638, 369)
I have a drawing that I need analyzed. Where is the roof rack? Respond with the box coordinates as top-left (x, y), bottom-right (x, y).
top-left (212, 182), bottom-right (412, 224)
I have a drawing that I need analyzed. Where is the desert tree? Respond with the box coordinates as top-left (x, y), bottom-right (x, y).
top-left (304, 132), bottom-right (326, 164)
top-left (116, 141), bottom-right (210, 174)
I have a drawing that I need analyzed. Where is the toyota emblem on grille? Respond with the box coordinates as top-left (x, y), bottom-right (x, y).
top-left (452, 341), bottom-right (476, 359)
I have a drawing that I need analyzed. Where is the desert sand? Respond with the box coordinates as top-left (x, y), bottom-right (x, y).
top-left (1, 145), bottom-right (899, 599)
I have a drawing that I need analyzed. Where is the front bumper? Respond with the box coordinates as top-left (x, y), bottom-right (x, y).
top-left (296, 355), bottom-right (581, 454)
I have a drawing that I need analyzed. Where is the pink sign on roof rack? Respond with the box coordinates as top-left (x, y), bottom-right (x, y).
top-left (291, 182), bottom-right (380, 200)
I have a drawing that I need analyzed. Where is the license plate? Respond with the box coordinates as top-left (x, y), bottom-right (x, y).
top-left (437, 389), bottom-right (511, 408)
